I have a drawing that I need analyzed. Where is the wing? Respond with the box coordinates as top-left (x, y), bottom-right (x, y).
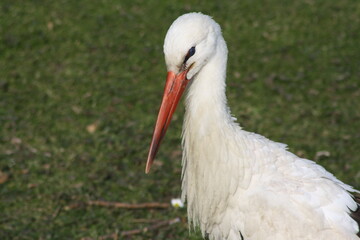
top-left (351, 193), bottom-right (360, 237)
top-left (237, 130), bottom-right (360, 239)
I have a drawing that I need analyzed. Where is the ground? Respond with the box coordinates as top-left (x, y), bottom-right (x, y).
top-left (0, 0), bottom-right (359, 239)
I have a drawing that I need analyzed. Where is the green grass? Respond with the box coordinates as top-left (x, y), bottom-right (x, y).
top-left (1, 0), bottom-right (360, 239)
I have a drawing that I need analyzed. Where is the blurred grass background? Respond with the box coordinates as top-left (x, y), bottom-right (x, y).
top-left (1, 0), bottom-right (359, 239)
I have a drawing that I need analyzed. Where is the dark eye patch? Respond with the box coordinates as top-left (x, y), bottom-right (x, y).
top-left (183, 46), bottom-right (196, 64)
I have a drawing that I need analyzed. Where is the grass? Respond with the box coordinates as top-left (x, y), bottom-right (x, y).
top-left (1, 0), bottom-right (359, 239)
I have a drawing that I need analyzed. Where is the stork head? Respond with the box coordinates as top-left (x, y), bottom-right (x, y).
top-left (145, 13), bottom-right (222, 173)
top-left (164, 12), bottom-right (221, 79)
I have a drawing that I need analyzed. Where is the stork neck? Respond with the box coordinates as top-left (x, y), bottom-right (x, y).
top-left (181, 38), bottom-right (239, 227)
top-left (185, 37), bottom-right (231, 126)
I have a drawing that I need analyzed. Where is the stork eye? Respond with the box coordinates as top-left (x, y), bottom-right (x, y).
top-left (183, 46), bottom-right (196, 64)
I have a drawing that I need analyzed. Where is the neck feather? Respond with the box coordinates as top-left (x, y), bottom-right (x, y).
top-left (181, 37), bottom-right (240, 230)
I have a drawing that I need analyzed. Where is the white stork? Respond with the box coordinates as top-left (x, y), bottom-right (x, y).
top-left (145, 13), bottom-right (360, 240)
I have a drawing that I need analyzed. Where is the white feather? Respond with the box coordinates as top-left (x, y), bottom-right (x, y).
top-left (163, 12), bottom-right (359, 240)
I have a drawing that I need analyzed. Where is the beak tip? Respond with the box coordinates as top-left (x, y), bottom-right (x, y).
top-left (145, 159), bottom-right (152, 174)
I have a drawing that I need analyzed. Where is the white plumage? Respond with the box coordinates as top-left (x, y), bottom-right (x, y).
top-left (146, 13), bottom-right (360, 240)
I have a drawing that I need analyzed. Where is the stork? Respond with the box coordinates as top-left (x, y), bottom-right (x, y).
top-left (145, 13), bottom-right (360, 240)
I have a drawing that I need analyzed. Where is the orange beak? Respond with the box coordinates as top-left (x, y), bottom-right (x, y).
top-left (145, 70), bottom-right (190, 173)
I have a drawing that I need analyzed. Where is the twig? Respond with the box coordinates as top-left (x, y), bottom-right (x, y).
top-left (65, 201), bottom-right (170, 210)
top-left (121, 218), bottom-right (180, 236)
top-left (81, 218), bottom-right (180, 240)
top-left (86, 200), bottom-right (170, 209)
top-left (131, 218), bottom-right (164, 223)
